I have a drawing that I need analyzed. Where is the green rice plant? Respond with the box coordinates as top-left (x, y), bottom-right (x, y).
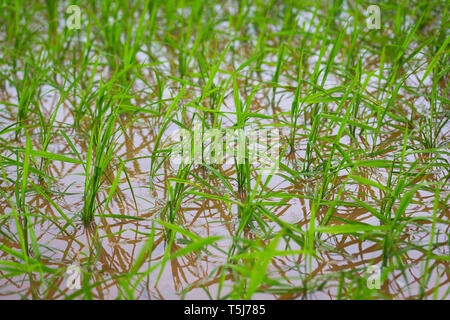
top-left (12, 58), bottom-right (46, 139)
top-left (82, 82), bottom-right (126, 226)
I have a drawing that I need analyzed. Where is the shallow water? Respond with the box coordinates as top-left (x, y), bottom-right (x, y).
top-left (1, 90), bottom-right (448, 299)
top-left (0, 1), bottom-right (449, 300)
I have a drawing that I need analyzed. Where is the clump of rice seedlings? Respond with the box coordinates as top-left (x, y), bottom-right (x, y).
top-left (82, 84), bottom-right (123, 226)
top-left (12, 60), bottom-right (44, 139)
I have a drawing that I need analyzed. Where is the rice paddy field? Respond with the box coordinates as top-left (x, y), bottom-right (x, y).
top-left (0, 0), bottom-right (449, 300)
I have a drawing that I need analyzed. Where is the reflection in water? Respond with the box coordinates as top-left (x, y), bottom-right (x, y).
top-left (0, 89), bottom-right (449, 299)
top-left (0, 3), bottom-right (449, 300)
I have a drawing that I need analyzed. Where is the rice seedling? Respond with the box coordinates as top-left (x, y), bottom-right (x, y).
top-left (0, 0), bottom-right (448, 301)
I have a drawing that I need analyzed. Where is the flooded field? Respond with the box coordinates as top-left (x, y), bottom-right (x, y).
top-left (0, 0), bottom-right (449, 299)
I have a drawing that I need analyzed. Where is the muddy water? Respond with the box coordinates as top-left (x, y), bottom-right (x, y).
top-left (1, 87), bottom-right (448, 299)
top-left (1, 18), bottom-right (449, 300)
